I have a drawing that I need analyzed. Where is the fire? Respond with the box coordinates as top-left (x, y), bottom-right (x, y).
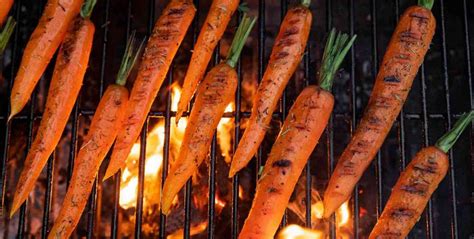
top-left (119, 84), bottom-right (186, 210)
top-left (119, 83), bottom-right (234, 215)
top-left (217, 103), bottom-right (234, 163)
top-left (282, 198), bottom-right (352, 239)
top-left (277, 225), bottom-right (324, 239)
top-left (336, 201), bottom-right (350, 227)
top-left (311, 201), bottom-right (324, 220)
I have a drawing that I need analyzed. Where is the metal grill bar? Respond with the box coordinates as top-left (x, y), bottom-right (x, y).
top-left (1, 0), bottom-right (473, 238)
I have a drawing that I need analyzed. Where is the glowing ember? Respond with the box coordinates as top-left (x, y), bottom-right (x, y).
top-left (167, 222), bottom-right (208, 239)
top-left (277, 224), bottom-right (324, 239)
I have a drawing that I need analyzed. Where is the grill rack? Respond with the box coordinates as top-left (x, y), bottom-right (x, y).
top-left (1, 0), bottom-right (473, 238)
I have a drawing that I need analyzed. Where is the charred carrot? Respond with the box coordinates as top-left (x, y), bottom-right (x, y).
top-left (8, 0), bottom-right (83, 120)
top-left (229, 0), bottom-right (312, 177)
top-left (47, 33), bottom-right (143, 239)
top-left (175, 0), bottom-right (240, 122)
top-left (103, 0), bottom-right (196, 180)
top-left (0, 17), bottom-right (16, 55)
top-left (9, 2), bottom-right (94, 217)
top-left (238, 29), bottom-right (355, 239)
top-left (323, 0), bottom-right (436, 218)
top-left (0, 0), bottom-right (13, 26)
top-left (161, 15), bottom-right (256, 215)
top-left (369, 111), bottom-right (473, 239)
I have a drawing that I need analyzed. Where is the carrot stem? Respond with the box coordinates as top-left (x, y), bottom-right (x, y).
top-left (115, 31), bottom-right (145, 86)
top-left (435, 110), bottom-right (474, 153)
top-left (80, 0), bottom-right (97, 19)
top-left (0, 17), bottom-right (16, 55)
top-left (318, 28), bottom-right (356, 92)
top-left (226, 14), bottom-right (256, 68)
top-left (301, 0), bottom-right (311, 8)
top-left (418, 0), bottom-right (435, 10)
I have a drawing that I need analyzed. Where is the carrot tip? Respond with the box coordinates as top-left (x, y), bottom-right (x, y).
top-left (102, 170), bottom-right (116, 182)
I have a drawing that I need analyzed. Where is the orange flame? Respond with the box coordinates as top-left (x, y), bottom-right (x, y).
top-left (217, 103), bottom-right (234, 163)
top-left (119, 83), bottom-right (234, 215)
top-left (277, 225), bottom-right (324, 239)
top-left (119, 84), bottom-right (186, 210)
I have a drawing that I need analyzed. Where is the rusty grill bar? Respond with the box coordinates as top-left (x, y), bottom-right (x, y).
top-left (1, 0), bottom-right (472, 238)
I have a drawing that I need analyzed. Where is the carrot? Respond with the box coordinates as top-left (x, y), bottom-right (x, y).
top-left (369, 111), bottom-right (473, 239)
top-left (228, 0), bottom-right (312, 178)
top-left (9, 3), bottom-right (94, 217)
top-left (103, 0), bottom-right (196, 180)
top-left (323, 0), bottom-right (437, 218)
top-left (161, 15), bottom-right (256, 215)
top-left (238, 29), bottom-right (355, 239)
top-left (0, 17), bottom-right (16, 55)
top-left (175, 0), bottom-right (240, 122)
top-left (8, 0), bottom-right (83, 121)
top-left (47, 32), bottom-right (143, 239)
top-left (0, 0), bottom-right (13, 26)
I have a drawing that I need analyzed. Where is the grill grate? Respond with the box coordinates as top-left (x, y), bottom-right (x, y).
top-left (1, 0), bottom-right (472, 238)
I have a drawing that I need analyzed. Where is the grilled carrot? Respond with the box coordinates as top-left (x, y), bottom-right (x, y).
top-left (0, 0), bottom-right (13, 26)
top-left (47, 33), bottom-right (143, 239)
top-left (9, 4), bottom-right (94, 217)
top-left (228, 0), bottom-right (312, 177)
top-left (323, 0), bottom-right (436, 218)
top-left (175, 0), bottom-right (240, 122)
top-left (8, 0), bottom-right (83, 120)
top-left (369, 111), bottom-right (473, 239)
top-left (103, 0), bottom-right (196, 180)
top-left (238, 29), bottom-right (355, 239)
top-left (161, 15), bottom-right (256, 215)
top-left (0, 17), bottom-right (16, 55)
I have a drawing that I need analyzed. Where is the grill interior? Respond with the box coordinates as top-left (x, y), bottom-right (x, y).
top-left (1, 0), bottom-right (473, 238)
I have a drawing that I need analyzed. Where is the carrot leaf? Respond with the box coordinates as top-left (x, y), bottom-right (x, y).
top-left (116, 31), bottom-right (145, 86)
top-left (0, 17), bottom-right (16, 55)
top-left (318, 28), bottom-right (356, 92)
top-left (226, 14), bottom-right (257, 68)
top-left (418, 0), bottom-right (435, 10)
top-left (81, 0), bottom-right (97, 19)
top-left (435, 110), bottom-right (473, 153)
top-left (238, 2), bottom-right (249, 13)
top-left (301, 0), bottom-right (311, 8)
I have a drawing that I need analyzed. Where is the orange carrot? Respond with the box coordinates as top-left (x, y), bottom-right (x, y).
top-left (0, 0), bottom-right (13, 26)
top-left (8, 0), bottom-right (83, 120)
top-left (238, 29), bottom-right (355, 239)
top-left (161, 15), bottom-right (256, 215)
top-left (9, 9), bottom-right (94, 217)
top-left (323, 0), bottom-right (436, 218)
top-left (175, 0), bottom-right (240, 122)
top-left (0, 17), bottom-right (16, 55)
top-left (103, 0), bottom-right (196, 180)
top-left (369, 111), bottom-right (473, 239)
top-left (47, 32), bottom-right (143, 239)
top-left (229, 0), bottom-right (312, 177)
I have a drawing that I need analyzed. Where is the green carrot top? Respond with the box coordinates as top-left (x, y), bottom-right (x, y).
top-left (301, 0), bottom-right (311, 8)
top-left (226, 14), bottom-right (257, 69)
top-left (318, 28), bottom-right (356, 92)
top-left (418, 0), bottom-right (435, 10)
top-left (81, 0), bottom-right (98, 19)
top-left (115, 31), bottom-right (145, 86)
top-left (435, 111), bottom-right (474, 153)
top-left (0, 17), bottom-right (16, 55)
